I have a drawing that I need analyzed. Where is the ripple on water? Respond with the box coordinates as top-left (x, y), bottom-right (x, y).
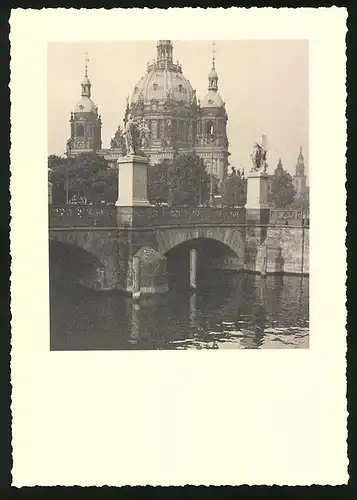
top-left (50, 273), bottom-right (309, 350)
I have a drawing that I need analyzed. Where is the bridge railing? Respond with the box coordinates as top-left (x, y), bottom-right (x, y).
top-left (269, 209), bottom-right (310, 227)
top-left (49, 205), bottom-right (117, 227)
top-left (49, 205), bottom-right (310, 229)
top-left (148, 205), bottom-right (246, 226)
top-left (49, 204), bottom-right (246, 228)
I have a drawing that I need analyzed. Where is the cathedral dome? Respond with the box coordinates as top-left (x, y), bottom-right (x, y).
top-left (74, 96), bottom-right (97, 113)
top-left (130, 40), bottom-right (194, 105)
top-left (201, 89), bottom-right (224, 108)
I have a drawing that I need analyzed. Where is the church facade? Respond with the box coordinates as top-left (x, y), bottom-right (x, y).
top-left (67, 40), bottom-right (230, 182)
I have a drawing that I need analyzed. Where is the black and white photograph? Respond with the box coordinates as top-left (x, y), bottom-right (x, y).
top-left (48, 39), bottom-right (310, 350)
top-left (10, 8), bottom-right (347, 487)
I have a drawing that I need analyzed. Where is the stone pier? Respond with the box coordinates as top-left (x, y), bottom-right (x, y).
top-left (116, 154), bottom-right (169, 295)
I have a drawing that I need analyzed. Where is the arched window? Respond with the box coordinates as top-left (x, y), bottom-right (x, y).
top-left (76, 124), bottom-right (84, 137)
top-left (206, 120), bottom-right (214, 136)
top-left (151, 120), bottom-right (157, 138)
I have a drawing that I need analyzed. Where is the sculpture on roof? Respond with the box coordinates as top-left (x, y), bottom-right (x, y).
top-left (139, 119), bottom-right (150, 149)
top-left (110, 125), bottom-right (126, 152)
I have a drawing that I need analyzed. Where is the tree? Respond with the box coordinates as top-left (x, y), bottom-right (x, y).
top-left (148, 154), bottom-right (215, 207)
top-left (147, 161), bottom-right (169, 204)
top-left (166, 154), bottom-right (214, 206)
top-left (49, 152), bottom-right (117, 204)
top-left (288, 186), bottom-right (309, 211)
top-left (270, 158), bottom-right (296, 208)
top-left (221, 167), bottom-right (247, 206)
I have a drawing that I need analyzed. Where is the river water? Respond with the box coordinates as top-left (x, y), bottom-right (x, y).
top-left (50, 271), bottom-right (309, 350)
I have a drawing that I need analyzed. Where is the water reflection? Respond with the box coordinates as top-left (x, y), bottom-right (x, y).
top-left (50, 271), bottom-right (309, 351)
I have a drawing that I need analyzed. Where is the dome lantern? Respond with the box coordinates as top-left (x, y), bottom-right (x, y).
top-left (130, 40), bottom-right (195, 106)
top-left (208, 41), bottom-right (219, 92)
top-left (201, 41), bottom-right (224, 109)
top-left (81, 52), bottom-right (91, 98)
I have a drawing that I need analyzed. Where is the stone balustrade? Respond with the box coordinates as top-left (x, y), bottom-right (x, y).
top-left (49, 205), bottom-right (117, 228)
top-left (49, 205), bottom-right (309, 229)
top-left (269, 209), bottom-right (310, 227)
top-left (49, 204), bottom-right (246, 228)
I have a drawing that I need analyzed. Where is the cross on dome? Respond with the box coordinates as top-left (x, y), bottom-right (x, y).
top-left (84, 52), bottom-right (90, 77)
top-left (212, 40), bottom-right (216, 70)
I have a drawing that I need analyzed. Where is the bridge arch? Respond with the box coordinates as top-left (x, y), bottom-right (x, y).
top-left (49, 231), bottom-right (120, 290)
top-left (155, 226), bottom-right (246, 259)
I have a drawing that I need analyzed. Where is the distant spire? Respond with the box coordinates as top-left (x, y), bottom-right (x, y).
top-left (296, 146), bottom-right (305, 176)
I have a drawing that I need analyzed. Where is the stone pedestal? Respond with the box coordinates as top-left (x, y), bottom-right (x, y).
top-left (245, 171), bottom-right (270, 246)
top-left (116, 154), bottom-right (151, 207)
top-left (245, 171), bottom-right (269, 210)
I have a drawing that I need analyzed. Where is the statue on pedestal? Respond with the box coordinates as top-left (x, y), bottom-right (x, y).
top-left (124, 115), bottom-right (137, 155)
top-left (123, 114), bottom-right (150, 156)
top-left (250, 141), bottom-right (268, 173)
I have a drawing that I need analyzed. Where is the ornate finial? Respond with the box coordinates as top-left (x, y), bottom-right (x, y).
top-left (84, 52), bottom-right (89, 77)
top-left (261, 134), bottom-right (267, 150)
top-left (212, 40), bottom-right (216, 70)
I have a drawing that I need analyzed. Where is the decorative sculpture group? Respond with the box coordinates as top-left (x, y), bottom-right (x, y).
top-left (110, 115), bottom-right (150, 157)
top-left (250, 140), bottom-right (268, 173)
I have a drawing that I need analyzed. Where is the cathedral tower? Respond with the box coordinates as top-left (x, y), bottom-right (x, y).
top-left (68, 53), bottom-right (102, 156)
top-left (293, 146), bottom-right (307, 199)
top-left (195, 41), bottom-right (229, 183)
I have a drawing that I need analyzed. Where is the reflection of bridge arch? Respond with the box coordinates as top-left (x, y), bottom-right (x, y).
top-left (155, 226), bottom-right (245, 258)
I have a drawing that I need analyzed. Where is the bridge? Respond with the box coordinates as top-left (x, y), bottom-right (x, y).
top-left (49, 203), bottom-right (309, 294)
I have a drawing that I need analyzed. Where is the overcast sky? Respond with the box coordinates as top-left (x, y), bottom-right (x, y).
top-left (48, 40), bottom-right (309, 178)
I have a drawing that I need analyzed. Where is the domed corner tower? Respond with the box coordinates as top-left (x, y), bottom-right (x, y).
top-left (128, 40), bottom-right (198, 165)
top-left (195, 42), bottom-right (229, 183)
top-left (68, 53), bottom-right (102, 157)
